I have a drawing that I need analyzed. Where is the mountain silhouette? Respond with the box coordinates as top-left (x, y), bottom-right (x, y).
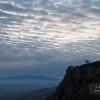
top-left (0, 75), bottom-right (60, 80)
top-left (45, 60), bottom-right (100, 100)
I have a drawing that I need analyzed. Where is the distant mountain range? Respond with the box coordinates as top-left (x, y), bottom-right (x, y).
top-left (0, 75), bottom-right (60, 80)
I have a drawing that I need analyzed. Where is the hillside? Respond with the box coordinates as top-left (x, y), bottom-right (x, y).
top-left (45, 61), bottom-right (100, 100)
top-left (6, 87), bottom-right (56, 100)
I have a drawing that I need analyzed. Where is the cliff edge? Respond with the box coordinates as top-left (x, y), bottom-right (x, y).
top-left (45, 61), bottom-right (100, 100)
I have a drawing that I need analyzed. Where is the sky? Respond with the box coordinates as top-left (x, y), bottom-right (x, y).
top-left (0, 0), bottom-right (100, 78)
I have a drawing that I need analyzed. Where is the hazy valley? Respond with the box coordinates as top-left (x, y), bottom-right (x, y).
top-left (0, 75), bottom-right (60, 100)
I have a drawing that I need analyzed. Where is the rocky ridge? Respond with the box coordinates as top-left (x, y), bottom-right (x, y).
top-left (45, 61), bottom-right (100, 100)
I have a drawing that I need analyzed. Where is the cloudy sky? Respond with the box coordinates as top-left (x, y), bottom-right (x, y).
top-left (0, 0), bottom-right (100, 78)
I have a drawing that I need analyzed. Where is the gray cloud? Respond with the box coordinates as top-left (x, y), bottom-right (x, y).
top-left (89, 8), bottom-right (100, 14)
top-left (92, 1), bottom-right (100, 7)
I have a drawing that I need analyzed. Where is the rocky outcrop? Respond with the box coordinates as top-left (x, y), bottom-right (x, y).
top-left (45, 61), bottom-right (100, 100)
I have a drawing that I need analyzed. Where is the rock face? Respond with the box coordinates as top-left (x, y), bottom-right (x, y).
top-left (45, 61), bottom-right (100, 100)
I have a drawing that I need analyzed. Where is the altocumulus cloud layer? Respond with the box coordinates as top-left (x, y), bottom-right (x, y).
top-left (0, 0), bottom-right (100, 68)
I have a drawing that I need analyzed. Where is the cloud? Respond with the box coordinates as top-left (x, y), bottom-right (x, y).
top-left (0, 60), bottom-right (39, 68)
top-left (0, 0), bottom-right (100, 71)
top-left (85, 8), bottom-right (100, 16)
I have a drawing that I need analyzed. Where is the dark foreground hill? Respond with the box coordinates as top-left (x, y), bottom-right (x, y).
top-left (45, 61), bottom-right (100, 100)
top-left (8, 87), bottom-right (56, 100)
